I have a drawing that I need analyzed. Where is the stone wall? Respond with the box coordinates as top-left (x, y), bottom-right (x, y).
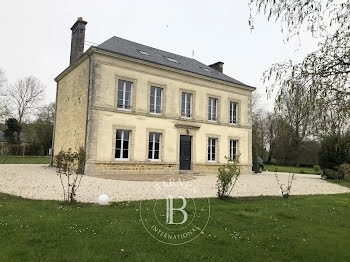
top-left (53, 59), bottom-right (89, 155)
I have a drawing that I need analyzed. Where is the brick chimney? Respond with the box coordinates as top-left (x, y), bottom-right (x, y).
top-left (209, 62), bottom-right (224, 73)
top-left (70, 17), bottom-right (87, 65)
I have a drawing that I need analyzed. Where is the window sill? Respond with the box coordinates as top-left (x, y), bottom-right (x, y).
top-left (117, 108), bottom-right (132, 112)
top-left (148, 159), bottom-right (161, 162)
top-left (149, 112), bottom-right (163, 116)
top-left (181, 116), bottom-right (193, 120)
top-left (114, 158), bottom-right (130, 161)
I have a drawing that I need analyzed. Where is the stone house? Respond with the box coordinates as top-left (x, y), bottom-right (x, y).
top-left (52, 18), bottom-right (255, 175)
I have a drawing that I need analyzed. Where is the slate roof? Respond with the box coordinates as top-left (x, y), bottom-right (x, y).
top-left (97, 36), bottom-right (253, 89)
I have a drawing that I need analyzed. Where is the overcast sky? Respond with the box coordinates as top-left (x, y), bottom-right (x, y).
top-left (0, 0), bottom-right (320, 111)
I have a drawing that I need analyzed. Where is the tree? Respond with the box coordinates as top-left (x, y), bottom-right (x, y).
top-left (249, 0), bottom-right (350, 135)
top-left (4, 118), bottom-right (21, 144)
top-left (0, 69), bottom-right (11, 121)
top-left (37, 102), bottom-right (55, 124)
top-left (7, 76), bottom-right (45, 124)
top-left (276, 82), bottom-right (312, 165)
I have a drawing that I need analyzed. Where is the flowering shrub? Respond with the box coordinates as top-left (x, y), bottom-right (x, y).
top-left (56, 147), bottom-right (86, 203)
top-left (216, 156), bottom-right (240, 199)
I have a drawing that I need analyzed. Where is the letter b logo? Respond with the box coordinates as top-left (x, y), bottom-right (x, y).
top-left (166, 196), bottom-right (188, 225)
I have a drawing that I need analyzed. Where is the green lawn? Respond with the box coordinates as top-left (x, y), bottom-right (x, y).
top-left (264, 164), bottom-right (318, 175)
top-left (0, 193), bottom-right (350, 261)
top-left (0, 155), bottom-right (50, 164)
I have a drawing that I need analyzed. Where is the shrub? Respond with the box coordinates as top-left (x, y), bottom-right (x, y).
top-left (56, 148), bottom-right (86, 203)
top-left (323, 169), bottom-right (343, 180)
top-left (274, 172), bottom-right (295, 199)
top-left (217, 157), bottom-right (240, 199)
top-left (319, 133), bottom-right (350, 170)
top-left (338, 163), bottom-right (350, 181)
top-left (313, 165), bottom-right (323, 175)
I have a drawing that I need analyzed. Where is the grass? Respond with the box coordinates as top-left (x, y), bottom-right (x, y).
top-left (0, 155), bottom-right (50, 164)
top-left (0, 193), bottom-right (350, 261)
top-left (264, 164), bottom-right (318, 175)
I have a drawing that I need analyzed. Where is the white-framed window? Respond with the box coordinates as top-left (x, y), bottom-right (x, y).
top-left (148, 132), bottom-right (161, 160)
top-left (115, 130), bottom-right (130, 160)
top-left (117, 80), bottom-right (132, 110)
top-left (208, 137), bottom-right (216, 162)
top-left (230, 140), bottom-right (237, 160)
top-left (230, 102), bottom-right (238, 124)
top-left (150, 86), bottom-right (162, 114)
top-left (181, 92), bottom-right (192, 118)
top-left (208, 97), bottom-right (217, 121)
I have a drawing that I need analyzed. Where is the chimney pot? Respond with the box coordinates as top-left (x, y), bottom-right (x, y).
top-left (70, 17), bottom-right (87, 65)
top-left (209, 61), bottom-right (224, 73)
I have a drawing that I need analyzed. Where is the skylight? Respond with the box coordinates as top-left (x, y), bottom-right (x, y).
top-left (201, 67), bottom-right (211, 72)
top-left (138, 50), bottom-right (150, 55)
top-left (165, 57), bottom-right (179, 63)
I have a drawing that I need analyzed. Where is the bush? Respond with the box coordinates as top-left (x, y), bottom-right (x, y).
top-left (217, 157), bottom-right (240, 199)
top-left (56, 148), bottom-right (86, 203)
top-left (313, 165), bottom-right (323, 175)
top-left (338, 163), bottom-right (350, 181)
top-left (323, 169), bottom-right (343, 180)
top-left (319, 133), bottom-right (350, 170)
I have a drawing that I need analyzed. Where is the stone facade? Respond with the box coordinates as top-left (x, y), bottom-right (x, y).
top-left (53, 59), bottom-right (89, 155)
top-left (54, 47), bottom-right (254, 176)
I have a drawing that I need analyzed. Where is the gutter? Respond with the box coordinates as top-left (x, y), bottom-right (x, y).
top-left (50, 82), bottom-right (59, 166)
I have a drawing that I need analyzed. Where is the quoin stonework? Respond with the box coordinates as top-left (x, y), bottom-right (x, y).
top-left (52, 18), bottom-right (255, 176)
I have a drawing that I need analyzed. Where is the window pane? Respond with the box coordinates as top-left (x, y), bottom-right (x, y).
top-left (125, 81), bottom-right (132, 91)
top-left (150, 87), bottom-right (155, 112)
top-left (116, 140), bottom-right (121, 150)
top-left (116, 130), bottom-right (122, 140)
top-left (115, 149), bottom-right (121, 158)
top-left (154, 151), bottom-right (159, 159)
top-left (155, 133), bottom-right (160, 142)
top-left (208, 99), bottom-right (211, 120)
top-left (124, 131), bottom-right (129, 141)
top-left (181, 93), bottom-right (186, 115)
top-left (123, 149), bottom-right (128, 159)
top-left (148, 150), bottom-right (153, 159)
top-left (123, 140), bottom-right (129, 150)
top-left (155, 142), bottom-right (160, 151)
top-left (117, 80), bottom-right (125, 108)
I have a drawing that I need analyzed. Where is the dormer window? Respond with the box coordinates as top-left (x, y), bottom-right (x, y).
top-left (138, 50), bottom-right (150, 55)
top-left (165, 57), bottom-right (179, 63)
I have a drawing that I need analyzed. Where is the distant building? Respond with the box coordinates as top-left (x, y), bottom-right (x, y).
top-left (52, 18), bottom-right (255, 176)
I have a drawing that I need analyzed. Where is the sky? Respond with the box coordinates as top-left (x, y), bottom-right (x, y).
top-left (0, 0), bottom-right (321, 111)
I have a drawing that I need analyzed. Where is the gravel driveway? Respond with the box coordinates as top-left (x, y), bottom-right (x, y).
top-left (0, 164), bottom-right (349, 203)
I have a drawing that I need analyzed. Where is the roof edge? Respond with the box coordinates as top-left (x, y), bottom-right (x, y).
top-left (54, 47), bottom-right (95, 82)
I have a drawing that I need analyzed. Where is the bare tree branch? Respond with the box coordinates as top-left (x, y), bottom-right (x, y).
top-left (7, 76), bottom-right (45, 123)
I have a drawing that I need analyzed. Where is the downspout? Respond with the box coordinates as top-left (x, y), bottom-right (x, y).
top-left (84, 54), bottom-right (92, 158)
top-left (50, 82), bottom-right (59, 166)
